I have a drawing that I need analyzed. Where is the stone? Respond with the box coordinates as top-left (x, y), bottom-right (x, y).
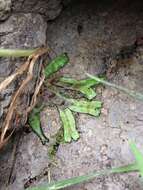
top-left (0, 0), bottom-right (11, 21)
top-left (12, 0), bottom-right (63, 20)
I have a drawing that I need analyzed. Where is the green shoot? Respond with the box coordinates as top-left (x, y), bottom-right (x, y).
top-left (0, 48), bottom-right (37, 57)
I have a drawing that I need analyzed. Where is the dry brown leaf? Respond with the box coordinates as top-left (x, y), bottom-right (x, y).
top-left (26, 71), bottom-right (45, 114)
top-left (0, 55), bottom-right (32, 92)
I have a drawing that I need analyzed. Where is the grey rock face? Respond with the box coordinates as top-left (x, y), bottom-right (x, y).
top-left (0, 13), bottom-right (47, 49)
top-left (0, 13), bottom-right (47, 128)
top-left (0, 0), bottom-right (11, 21)
top-left (12, 0), bottom-right (63, 20)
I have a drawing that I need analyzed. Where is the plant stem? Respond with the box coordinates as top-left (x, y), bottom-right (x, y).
top-left (27, 163), bottom-right (138, 190)
top-left (87, 73), bottom-right (143, 102)
top-left (0, 49), bottom-right (37, 57)
top-left (46, 83), bottom-right (74, 103)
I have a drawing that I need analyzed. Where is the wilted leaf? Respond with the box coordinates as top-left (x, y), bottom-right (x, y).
top-left (44, 53), bottom-right (69, 78)
top-left (69, 100), bottom-right (102, 116)
top-left (29, 109), bottom-right (49, 145)
top-left (59, 108), bottom-right (79, 142)
top-left (129, 141), bottom-right (143, 177)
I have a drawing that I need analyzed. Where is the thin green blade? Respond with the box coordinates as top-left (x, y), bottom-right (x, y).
top-left (86, 73), bottom-right (143, 102)
top-left (26, 163), bottom-right (138, 190)
top-left (129, 141), bottom-right (143, 177)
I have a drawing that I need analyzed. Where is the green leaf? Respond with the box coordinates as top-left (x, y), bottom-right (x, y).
top-left (29, 110), bottom-right (49, 145)
top-left (59, 108), bottom-right (79, 142)
top-left (65, 108), bottom-right (79, 140)
top-left (60, 77), bottom-right (101, 87)
top-left (129, 141), bottom-right (143, 177)
top-left (69, 100), bottom-right (102, 117)
top-left (59, 109), bottom-right (71, 142)
top-left (59, 77), bottom-right (99, 100)
top-left (44, 53), bottom-right (69, 78)
top-left (79, 86), bottom-right (96, 100)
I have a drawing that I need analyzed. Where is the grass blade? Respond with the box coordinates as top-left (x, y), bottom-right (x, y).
top-left (26, 163), bottom-right (138, 190)
top-left (129, 141), bottom-right (143, 177)
top-left (0, 48), bottom-right (37, 57)
top-left (86, 73), bottom-right (143, 102)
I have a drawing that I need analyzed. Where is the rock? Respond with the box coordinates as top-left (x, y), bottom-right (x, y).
top-left (12, 0), bottom-right (63, 20)
top-left (0, 13), bottom-right (47, 128)
top-left (0, 0), bottom-right (11, 21)
top-left (0, 13), bottom-right (47, 49)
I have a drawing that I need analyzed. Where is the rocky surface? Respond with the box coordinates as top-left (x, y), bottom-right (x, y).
top-left (0, 0), bottom-right (11, 21)
top-left (11, 0), bottom-right (63, 20)
top-left (0, 13), bottom-right (47, 128)
top-left (0, 0), bottom-right (65, 22)
top-left (0, 13), bottom-right (47, 188)
top-left (1, 0), bottom-right (143, 190)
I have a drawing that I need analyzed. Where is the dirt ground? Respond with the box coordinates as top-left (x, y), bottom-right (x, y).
top-left (1, 0), bottom-right (143, 189)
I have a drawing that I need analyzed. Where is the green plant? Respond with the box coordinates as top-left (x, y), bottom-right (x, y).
top-left (29, 54), bottom-right (102, 144)
top-left (1, 49), bottom-right (143, 189)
